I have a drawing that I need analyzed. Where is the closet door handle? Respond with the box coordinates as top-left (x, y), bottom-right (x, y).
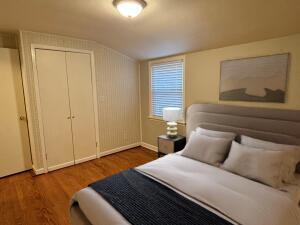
top-left (67, 116), bottom-right (71, 119)
top-left (72, 116), bottom-right (75, 119)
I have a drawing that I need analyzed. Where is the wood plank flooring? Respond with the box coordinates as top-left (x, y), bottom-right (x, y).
top-left (0, 147), bottom-right (157, 225)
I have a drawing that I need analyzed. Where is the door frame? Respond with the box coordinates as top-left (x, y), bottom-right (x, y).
top-left (31, 44), bottom-right (100, 173)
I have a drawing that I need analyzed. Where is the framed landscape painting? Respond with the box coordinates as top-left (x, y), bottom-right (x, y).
top-left (219, 53), bottom-right (289, 103)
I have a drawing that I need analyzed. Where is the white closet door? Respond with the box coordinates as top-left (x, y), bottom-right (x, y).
top-left (35, 49), bottom-right (74, 170)
top-left (0, 48), bottom-right (32, 177)
top-left (66, 52), bottom-right (97, 163)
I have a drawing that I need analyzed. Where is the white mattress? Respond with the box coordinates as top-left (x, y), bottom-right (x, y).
top-left (71, 154), bottom-right (300, 225)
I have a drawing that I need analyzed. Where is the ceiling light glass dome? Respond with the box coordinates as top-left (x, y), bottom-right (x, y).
top-left (113, 0), bottom-right (147, 18)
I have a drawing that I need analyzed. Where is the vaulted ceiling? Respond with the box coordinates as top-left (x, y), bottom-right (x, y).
top-left (0, 0), bottom-right (300, 60)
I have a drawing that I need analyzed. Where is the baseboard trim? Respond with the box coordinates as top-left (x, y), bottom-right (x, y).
top-left (32, 166), bottom-right (46, 175)
top-left (98, 142), bottom-right (141, 157)
top-left (75, 155), bottom-right (97, 164)
top-left (47, 161), bottom-right (74, 172)
top-left (32, 142), bottom-right (155, 174)
top-left (141, 142), bottom-right (158, 152)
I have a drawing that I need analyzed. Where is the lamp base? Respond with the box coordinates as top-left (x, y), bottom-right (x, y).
top-left (166, 121), bottom-right (178, 138)
top-left (167, 134), bottom-right (178, 139)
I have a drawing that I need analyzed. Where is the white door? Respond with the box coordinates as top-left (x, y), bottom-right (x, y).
top-left (66, 52), bottom-right (97, 163)
top-left (0, 48), bottom-right (32, 177)
top-left (35, 49), bottom-right (74, 171)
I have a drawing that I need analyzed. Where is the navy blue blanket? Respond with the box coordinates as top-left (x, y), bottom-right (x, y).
top-left (89, 169), bottom-right (234, 225)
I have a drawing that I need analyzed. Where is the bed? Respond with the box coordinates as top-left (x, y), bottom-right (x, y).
top-left (70, 103), bottom-right (300, 225)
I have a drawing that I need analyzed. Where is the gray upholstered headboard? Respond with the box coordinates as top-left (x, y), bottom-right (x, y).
top-left (186, 104), bottom-right (300, 146)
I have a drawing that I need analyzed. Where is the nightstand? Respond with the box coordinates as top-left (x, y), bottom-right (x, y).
top-left (157, 135), bottom-right (186, 157)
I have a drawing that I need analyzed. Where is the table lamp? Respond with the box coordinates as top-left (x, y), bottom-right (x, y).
top-left (163, 107), bottom-right (182, 138)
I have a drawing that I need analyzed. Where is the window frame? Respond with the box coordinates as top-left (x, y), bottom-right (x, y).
top-left (148, 55), bottom-right (186, 123)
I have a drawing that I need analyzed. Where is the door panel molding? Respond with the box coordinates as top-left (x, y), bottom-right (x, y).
top-left (66, 52), bottom-right (97, 161)
top-left (35, 49), bottom-right (74, 169)
top-left (31, 44), bottom-right (100, 173)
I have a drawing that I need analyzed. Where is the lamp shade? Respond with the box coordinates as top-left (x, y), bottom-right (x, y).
top-left (163, 107), bottom-right (181, 122)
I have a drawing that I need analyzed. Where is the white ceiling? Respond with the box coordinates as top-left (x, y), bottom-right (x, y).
top-left (0, 0), bottom-right (300, 60)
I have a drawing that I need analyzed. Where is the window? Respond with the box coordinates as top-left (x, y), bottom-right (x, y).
top-left (150, 58), bottom-right (184, 119)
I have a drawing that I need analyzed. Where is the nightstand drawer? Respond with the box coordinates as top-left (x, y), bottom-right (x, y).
top-left (158, 139), bottom-right (174, 154)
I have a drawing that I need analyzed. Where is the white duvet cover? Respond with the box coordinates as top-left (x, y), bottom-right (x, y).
top-left (71, 154), bottom-right (300, 225)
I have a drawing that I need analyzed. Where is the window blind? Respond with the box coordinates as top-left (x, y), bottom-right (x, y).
top-left (150, 59), bottom-right (184, 118)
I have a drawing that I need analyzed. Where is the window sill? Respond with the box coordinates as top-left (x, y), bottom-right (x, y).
top-left (148, 116), bottom-right (186, 125)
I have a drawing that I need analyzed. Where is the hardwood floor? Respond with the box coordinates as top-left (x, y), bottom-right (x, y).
top-left (0, 147), bottom-right (157, 225)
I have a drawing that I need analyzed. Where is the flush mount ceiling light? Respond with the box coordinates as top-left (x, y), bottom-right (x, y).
top-left (113, 0), bottom-right (147, 18)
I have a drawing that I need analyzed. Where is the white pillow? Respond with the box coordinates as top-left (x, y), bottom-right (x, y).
top-left (241, 135), bottom-right (300, 183)
top-left (196, 127), bottom-right (236, 140)
top-left (182, 132), bottom-right (232, 165)
top-left (223, 141), bottom-right (285, 188)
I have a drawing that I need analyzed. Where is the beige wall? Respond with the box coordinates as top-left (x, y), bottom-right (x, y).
top-left (0, 32), bottom-right (17, 48)
top-left (19, 31), bottom-right (141, 170)
top-left (140, 33), bottom-right (300, 146)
